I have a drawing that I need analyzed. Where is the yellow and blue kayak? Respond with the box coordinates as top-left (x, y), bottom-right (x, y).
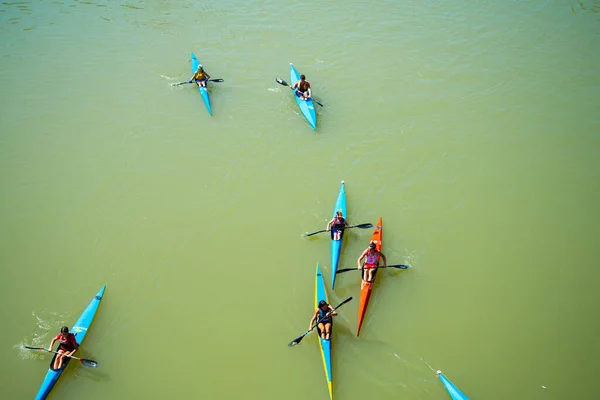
top-left (34, 285), bottom-right (106, 400)
top-left (290, 63), bottom-right (316, 130)
top-left (315, 263), bottom-right (333, 399)
top-left (437, 370), bottom-right (469, 400)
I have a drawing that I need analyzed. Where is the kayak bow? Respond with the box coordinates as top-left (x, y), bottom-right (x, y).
top-left (34, 285), bottom-right (106, 400)
top-left (437, 370), bottom-right (470, 400)
top-left (356, 217), bottom-right (382, 336)
top-left (315, 263), bottom-right (333, 400)
top-left (330, 181), bottom-right (347, 289)
top-left (191, 52), bottom-right (212, 115)
top-left (289, 63), bottom-right (316, 130)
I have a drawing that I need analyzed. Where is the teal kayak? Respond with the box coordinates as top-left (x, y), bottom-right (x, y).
top-left (290, 63), bottom-right (316, 130)
top-left (191, 53), bottom-right (212, 115)
top-left (330, 181), bottom-right (346, 289)
top-left (34, 285), bottom-right (106, 400)
top-left (437, 370), bottom-right (470, 400)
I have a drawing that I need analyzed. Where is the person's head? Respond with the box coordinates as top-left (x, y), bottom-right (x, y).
top-left (318, 300), bottom-right (328, 309)
top-left (60, 326), bottom-right (69, 337)
top-left (197, 64), bottom-right (203, 71)
top-left (300, 74), bottom-right (306, 81)
top-left (336, 210), bottom-right (343, 218)
top-left (369, 242), bottom-right (376, 250)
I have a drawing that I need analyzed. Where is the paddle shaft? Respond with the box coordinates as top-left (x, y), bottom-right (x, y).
top-left (172, 78), bottom-right (224, 86)
top-left (302, 223), bottom-right (372, 237)
top-left (336, 264), bottom-right (411, 274)
top-left (24, 346), bottom-right (97, 367)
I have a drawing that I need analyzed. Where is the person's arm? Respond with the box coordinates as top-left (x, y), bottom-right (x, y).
top-left (307, 86), bottom-right (312, 98)
top-left (379, 251), bottom-right (387, 267)
top-left (66, 341), bottom-right (79, 356)
top-left (292, 81), bottom-right (299, 89)
top-left (189, 71), bottom-right (197, 82)
top-left (357, 249), bottom-right (367, 269)
top-left (326, 218), bottom-right (334, 231)
top-left (309, 309), bottom-right (318, 329)
top-left (328, 305), bottom-right (337, 317)
top-left (205, 72), bottom-right (211, 79)
top-left (48, 336), bottom-right (58, 351)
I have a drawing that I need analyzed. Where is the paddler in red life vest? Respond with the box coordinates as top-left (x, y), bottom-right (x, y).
top-left (48, 326), bottom-right (79, 370)
top-left (309, 300), bottom-right (337, 340)
top-left (292, 74), bottom-right (311, 100)
top-left (326, 210), bottom-right (349, 241)
top-left (357, 241), bottom-right (387, 283)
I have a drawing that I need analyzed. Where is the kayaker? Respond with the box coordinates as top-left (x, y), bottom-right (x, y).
top-left (292, 74), bottom-right (311, 100)
top-left (189, 64), bottom-right (211, 87)
top-left (357, 242), bottom-right (387, 283)
top-left (309, 300), bottom-right (337, 340)
top-left (48, 326), bottom-right (79, 370)
top-left (327, 210), bottom-right (349, 241)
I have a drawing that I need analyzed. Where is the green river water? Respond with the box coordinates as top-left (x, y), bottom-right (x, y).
top-left (1, 0), bottom-right (599, 399)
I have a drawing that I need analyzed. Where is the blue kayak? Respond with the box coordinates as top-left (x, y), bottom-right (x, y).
top-left (289, 63), bottom-right (316, 130)
top-left (437, 370), bottom-right (470, 400)
top-left (34, 285), bottom-right (106, 400)
top-left (191, 53), bottom-right (212, 115)
top-left (330, 181), bottom-right (347, 289)
top-left (315, 263), bottom-right (333, 400)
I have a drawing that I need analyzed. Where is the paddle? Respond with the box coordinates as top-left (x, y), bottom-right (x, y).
top-left (24, 346), bottom-right (99, 368)
top-left (336, 264), bottom-right (412, 274)
top-left (288, 296), bottom-right (353, 347)
top-left (302, 223), bottom-right (373, 238)
top-left (171, 78), bottom-right (225, 86)
top-left (275, 78), bottom-right (324, 107)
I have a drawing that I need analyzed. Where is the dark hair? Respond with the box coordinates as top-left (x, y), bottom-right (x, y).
top-left (369, 242), bottom-right (376, 249)
top-left (300, 74), bottom-right (306, 80)
top-left (60, 326), bottom-right (69, 334)
top-left (318, 300), bottom-right (327, 308)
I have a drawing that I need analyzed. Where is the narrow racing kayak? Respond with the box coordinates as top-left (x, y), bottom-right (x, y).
top-left (290, 63), bottom-right (316, 130)
top-left (437, 370), bottom-right (470, 400)
top-left (315, 263), bottom-right (333, 400)
top-left (356, 217), bottom-right (382, 336)
top-left (330, 181), bottom-right (346, 289)
top-left (191, 52), bottom-right (212, 115)
top-left (34, 285), bottom-right (106, 400)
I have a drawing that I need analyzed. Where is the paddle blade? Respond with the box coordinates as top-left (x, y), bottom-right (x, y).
top-left (288, 334), bottom-right (307, 347)
top-left (81, 359), bottom-right (99, 368)
top-left (276, 77), bottom-right (290, 87)
top-left (335, 268), bottom-right (357, 274)
top-left (388, 264), bottom-right (411, 269)
top-left (353, 223), bottom-right (373, 229)
top-left (302, 229), bottom-right (326, 237)
top-left (24, 346), bottom-right (43, 351)
top-left (337, 296), bottom-right (353, 307)
top-left (209, 79), bottom-right (224, 82)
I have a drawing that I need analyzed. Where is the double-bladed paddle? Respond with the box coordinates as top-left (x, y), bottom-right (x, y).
top-left (24, 346), bottom-right (99, 368)
top-left (171, 78), bottom-right (225, 86)
top-left (302, 223), bottom-right (373, 238)
top-left (275, 78), bottom-right (324, 107)
top-left (288, 296), bottom-right (353, 347)
top-left (336, 264), bottom-right (412, 274)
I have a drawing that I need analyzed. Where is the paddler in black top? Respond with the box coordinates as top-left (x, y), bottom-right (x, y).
top-left (309, 300), bottom-right (337, 340)
top-left (326, 210), bottom-right (349, 241)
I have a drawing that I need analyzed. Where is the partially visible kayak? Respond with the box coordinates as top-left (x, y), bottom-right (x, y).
top-left (330, 181), bottom-right (347, 289)
top-left (290, 63), bottom-right (316, 130)
top-left (437, 370), bottom-right (470, 400)
top-left (315, 263), bottom-right (333, 400)
top-left (191, 52), bottom-right (212, 115)
top-left (34, 285), bottom-right (106, 400)
top-left (356, 217), bottom-right (382, 336)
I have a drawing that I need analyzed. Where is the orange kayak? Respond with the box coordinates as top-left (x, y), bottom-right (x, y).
top-left (356, 217), bottom-right (382, 336)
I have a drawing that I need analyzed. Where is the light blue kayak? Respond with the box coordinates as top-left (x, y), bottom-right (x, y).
top-left (34, 285), bottom-right (106, 400)
top-left (315, 263), bottom-right (333, 400)
top-left (191, 52), bottom-right (212, 115)
top-left (437, 370), bottom-right (470, 400)
top-left (330, 181), bottom-right (347, 289)
top-left (290, 63), bottom-right (316, 130)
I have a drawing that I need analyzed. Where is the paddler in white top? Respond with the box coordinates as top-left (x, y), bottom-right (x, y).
top-left (357, 241), bottom-right (387, 283)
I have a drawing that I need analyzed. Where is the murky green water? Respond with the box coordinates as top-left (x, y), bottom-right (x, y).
top-left (1, 0), bottom-right (599, 399)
